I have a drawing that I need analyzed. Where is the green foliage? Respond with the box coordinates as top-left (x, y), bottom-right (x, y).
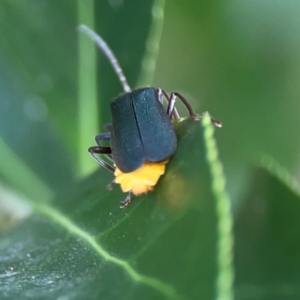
top-left (235, 167), bottom-right (300, 299)
top-left (0, 119), bottom-right (233, 299)
top-left (0, 0), bottom-right (300, 299)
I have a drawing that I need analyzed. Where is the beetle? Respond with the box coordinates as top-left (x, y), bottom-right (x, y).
top-left (79, 25), bottom-right (222, 208)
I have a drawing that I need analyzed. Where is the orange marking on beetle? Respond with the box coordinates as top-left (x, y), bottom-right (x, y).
top-left (114, 160), bottom-right (169, 195)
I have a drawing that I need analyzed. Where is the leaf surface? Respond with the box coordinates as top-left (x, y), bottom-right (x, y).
top-left (235, 166), bottom-right (300, 299)
top-left (0, 119), bottom-right (230, 300)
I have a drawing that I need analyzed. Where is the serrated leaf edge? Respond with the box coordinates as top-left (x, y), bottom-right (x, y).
top-left (202, 116), bottom-right (235, 300)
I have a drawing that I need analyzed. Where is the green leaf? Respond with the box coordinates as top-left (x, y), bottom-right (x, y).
top-left (0, 119), bottom-right (233, 300)
top-left (235, 163), bottom-right (300, 299)
top-left (77, 0), bottom-right (98, 176)
top-left (154, 1), bottom-right (300, 202)
top-left (0, 0), bottom-right (77, 193)
top-left (0, 0), bottom-right (157, 201)
top-left (0, 2), bottom-right (237, 299)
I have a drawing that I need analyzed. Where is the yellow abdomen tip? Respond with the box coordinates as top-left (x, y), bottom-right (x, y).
top-left (114, 160), bottom-right (168, 195)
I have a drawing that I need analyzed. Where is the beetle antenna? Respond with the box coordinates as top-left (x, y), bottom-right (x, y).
top-left (78, 24), bottom-right (131, 93)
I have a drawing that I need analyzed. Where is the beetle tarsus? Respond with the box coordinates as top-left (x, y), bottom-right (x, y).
top-left (211, 118), bottom-right (222, 128)
top-left (119, 192), bottom-right (132, 209)
top-left (107, 180), bottom-right (116, 191)
top-left (88, 146), bottom-right (115, 173)
top-left (193, 112), bottom-right (222, 127)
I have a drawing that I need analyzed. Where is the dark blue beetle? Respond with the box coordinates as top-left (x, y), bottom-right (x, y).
top-left (79, 25), bottom-right (221, 208)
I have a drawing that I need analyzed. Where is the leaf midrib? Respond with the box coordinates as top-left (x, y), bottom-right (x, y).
top-left (33, 202), bottom-right (181, 300)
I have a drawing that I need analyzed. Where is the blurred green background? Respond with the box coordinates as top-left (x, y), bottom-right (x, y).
top-left (1, 0), bottom-right (300, 299)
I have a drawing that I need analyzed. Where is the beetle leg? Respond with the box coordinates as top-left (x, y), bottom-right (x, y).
top-left (168, 92), bottom-right (222, 127)
top-left (95, 132), bottom-right (111, 143)
top-left (157, 88), bottom-right (163, 104)
top-left (88, 146), bottom-right (115, 173)
top-left (119, 192), bottom-right (133, 209)
top-left (195, 112), bottom-right (223, 127)
top-left (157, 88), bottom-right (180, 119)
top-left (166, 92), bottom-right (197, 119)
top-left (95, 132), bottom-right (114, 161)
top-left (166, 93), bottom-right (179, 119)
top-left (106, 180), bottom-right (117, 191)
